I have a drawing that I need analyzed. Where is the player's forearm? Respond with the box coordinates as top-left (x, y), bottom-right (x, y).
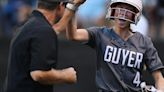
top-left (152, 70), bottom-right (164, 90)
top-left (30, 68), bottom-right (76, 85)
top-left (152, 70), bottom-right (163, 82)
top-left (53, 0), bottom-right (86, 34)
top-left (66, 16), bottom-right (89, 41)
top-left (66, 15), bottom-right (77, 40)
top-left (54, 0), bottom-right (86, 34)
top-left (53, 9), bottom-right (75, 34)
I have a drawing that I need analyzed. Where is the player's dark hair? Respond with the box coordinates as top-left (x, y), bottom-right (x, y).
top-left (38, 1), bottom-right (60, 10)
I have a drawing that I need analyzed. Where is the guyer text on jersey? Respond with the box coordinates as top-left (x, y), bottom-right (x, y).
top-left (104, 45), bottom-right (143, 69)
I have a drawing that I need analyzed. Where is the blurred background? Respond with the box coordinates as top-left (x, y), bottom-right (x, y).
top-left (0, 0), bottom-right (164, 92)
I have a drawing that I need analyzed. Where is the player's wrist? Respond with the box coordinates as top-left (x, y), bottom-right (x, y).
top-left (66, 3), bottom-right (79, 12)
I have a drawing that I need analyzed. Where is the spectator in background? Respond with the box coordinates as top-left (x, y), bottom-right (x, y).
top-left (0, 4), bottom-right (3, 37)
top-left (142, 0), bottom-right (158, 39)
top-left (77, 0), bottom-right (107, 28)
top-left (2, 0), bottom-right (36, 38)
top-left (142, 0), bottom-right (157, 24)
top-left (156, 0), bottom-right (164, 39)
top-left (15, 1), bottom-right (33, 25)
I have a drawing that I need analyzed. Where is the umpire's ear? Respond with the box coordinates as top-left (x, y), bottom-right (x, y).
top-left (55, 2), bottom-right (65, 16)
top-left (56, 2), bottom-right (65, 16)
top-left (58, 2), bottom-right (66, 11)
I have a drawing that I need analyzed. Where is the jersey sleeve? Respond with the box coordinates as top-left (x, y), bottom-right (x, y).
top-left (30, 27), bottom-right (58, 71)
top-left (144, 37), bottom-right (164, 72)
top-left (86, 27), bottom-right (103, 48)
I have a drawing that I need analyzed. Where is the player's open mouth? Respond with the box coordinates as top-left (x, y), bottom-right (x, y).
top-left (117, 19), bottom-right (127, 24)
top-left (118, 19), bottom-right (126, 22)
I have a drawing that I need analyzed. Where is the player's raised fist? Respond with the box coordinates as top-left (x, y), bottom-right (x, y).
top-left (72, 0), bottom-right (86, 5)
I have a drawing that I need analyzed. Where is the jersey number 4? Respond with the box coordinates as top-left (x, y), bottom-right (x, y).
top-left (133, 72), bottom-right (141, 87)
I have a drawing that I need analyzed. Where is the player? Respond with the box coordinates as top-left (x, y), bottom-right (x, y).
top-left (66, 0), bottom-right (164, 91)
top-left (4, 0), bottom-right (85, 92)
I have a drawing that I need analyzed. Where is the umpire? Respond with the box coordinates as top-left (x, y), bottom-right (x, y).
top-left (4, 0), bottom-right (85, 92)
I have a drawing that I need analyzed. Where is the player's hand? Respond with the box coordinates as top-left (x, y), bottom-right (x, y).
top-left (72, 0), bottom-right (86, 6)
top-left (156, 78), bottom-right (164, 92)
top-left (61, 67), bottom-right (77, 84)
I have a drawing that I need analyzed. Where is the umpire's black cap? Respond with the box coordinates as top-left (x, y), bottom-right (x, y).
top-left (38, 0), bottom-right (70, 3)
